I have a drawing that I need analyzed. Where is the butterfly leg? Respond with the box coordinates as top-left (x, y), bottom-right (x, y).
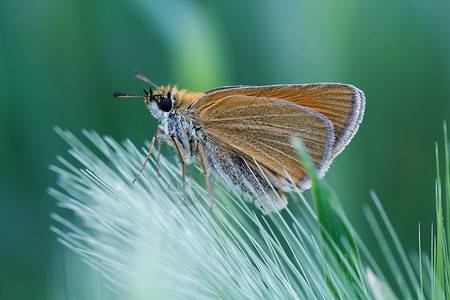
top-left (198, 142), bottom-right (215, 212)
top-left (169, 134), bottom-right (186, 196)
top-left (155, 125), bottom-right (167, 176)
top-left (133, 132), bottom-right (172, 183)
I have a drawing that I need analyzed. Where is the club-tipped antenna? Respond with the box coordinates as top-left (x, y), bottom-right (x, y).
top-left (113, 92), bottom-right (143, 98)
top-left (114, 86), bottom-right (153, 99)
top-left (133, 69), bottom-right (159, 89)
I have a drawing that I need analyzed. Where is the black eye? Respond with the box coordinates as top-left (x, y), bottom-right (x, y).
top-left (158, 96), bottom-right (172, 112)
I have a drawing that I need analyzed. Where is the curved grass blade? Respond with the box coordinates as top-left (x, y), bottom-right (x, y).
top-left (294, 139), bottom-right (369, 299)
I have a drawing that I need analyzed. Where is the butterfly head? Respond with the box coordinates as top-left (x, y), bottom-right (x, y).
top-left (147, 86), bottom-right (176, 122)
top-left (114, 85), bottom-right (175, 122)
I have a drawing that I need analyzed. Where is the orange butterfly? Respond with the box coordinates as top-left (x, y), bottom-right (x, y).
top-left (114, 70), bottom-right (365, 213)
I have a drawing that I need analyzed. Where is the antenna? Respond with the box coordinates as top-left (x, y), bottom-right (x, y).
top-left (113, 92), bottom-right (142, 98)
top-left (132, 69), bottom-right (159, 89)
top-left (114, 87), bottom-right (152, 99)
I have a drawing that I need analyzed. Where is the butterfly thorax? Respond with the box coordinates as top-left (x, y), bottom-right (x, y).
top-left (149, 85), bottom-right (205, 161)
top-left (166, 113), bottom-right (199, 160)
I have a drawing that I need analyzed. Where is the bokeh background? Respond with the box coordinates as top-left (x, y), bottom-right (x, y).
top-left (1, 0), bottom-right (449, 298)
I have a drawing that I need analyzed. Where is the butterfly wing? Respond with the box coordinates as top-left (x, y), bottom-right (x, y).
top-left (191, 84), bottom-right (365, 160)
top-left (189, 94), bottom-right (335, 191)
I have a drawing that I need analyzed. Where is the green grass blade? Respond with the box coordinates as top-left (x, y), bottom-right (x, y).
top-left (444, 122), bottom-right (450, 252)
top-left (432, 123), bottom-right (450, 299)
top-left (370, 191), bottom-right (421, 298)
top-left (419, 223), bottom-right (424, 300)
top-left (294, 139), bottom-right (368, 299)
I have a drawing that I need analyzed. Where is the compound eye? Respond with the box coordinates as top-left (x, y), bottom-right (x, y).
top-left (158, 96), bottom-right (172, 112)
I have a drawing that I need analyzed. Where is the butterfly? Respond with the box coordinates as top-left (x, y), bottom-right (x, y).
top-left (114, 70), bottom-right (365, 213)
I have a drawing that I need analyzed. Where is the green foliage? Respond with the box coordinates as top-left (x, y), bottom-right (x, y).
top-left (428, 122), bottom-right (450, 299)
top-left (295, 140), bottom-right (368, 298)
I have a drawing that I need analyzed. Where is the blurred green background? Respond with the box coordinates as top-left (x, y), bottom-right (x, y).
top-left (1, 0), bottom-right (449, 298)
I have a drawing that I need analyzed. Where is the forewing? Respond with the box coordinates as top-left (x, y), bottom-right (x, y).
top-left (203, 85), bottom-right (251, 95)
top-left (192, 95), bottom-right (335, 188)
top-left (190, 84), bottom-right (365, 159)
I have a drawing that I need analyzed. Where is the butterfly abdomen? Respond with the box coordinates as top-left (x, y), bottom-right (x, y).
top-left (201, 134), bottom-right (287, 213)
